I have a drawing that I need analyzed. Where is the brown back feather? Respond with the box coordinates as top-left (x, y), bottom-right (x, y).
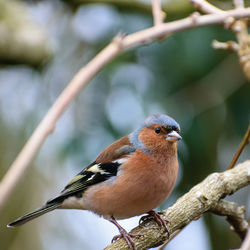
top-left (95, 136), bottom-right (133, 163)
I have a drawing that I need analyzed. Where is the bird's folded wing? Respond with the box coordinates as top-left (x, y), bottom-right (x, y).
top-left (62, 161), bottom-right (121, 196)
top-left (47, 137), bottom-right (135, 204)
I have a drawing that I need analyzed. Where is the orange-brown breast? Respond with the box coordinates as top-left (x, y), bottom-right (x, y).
top-left (82, 148), bottom-right (178, 219)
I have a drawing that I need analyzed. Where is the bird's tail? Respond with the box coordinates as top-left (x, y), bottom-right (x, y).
top-left (7, 201), bottom-right (61, 227)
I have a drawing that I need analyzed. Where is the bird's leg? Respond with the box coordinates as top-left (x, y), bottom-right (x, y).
top-left (109, 216), bottom-right (141, 250)
top-left (139, 210), bottom-right (169, 236)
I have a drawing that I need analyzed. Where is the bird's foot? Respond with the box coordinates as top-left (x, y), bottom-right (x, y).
top-left (109, 216), bottom-right (141, 250)
top-left (139, 210), bottom-right (169, 236)
top-left (112, 230), bottom-right (141, 249)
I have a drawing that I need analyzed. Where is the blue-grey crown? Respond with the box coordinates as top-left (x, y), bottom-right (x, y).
top-left (129, 114), bottom-right (180, 154)
top-left (143, 114), bottom-right (180, 130)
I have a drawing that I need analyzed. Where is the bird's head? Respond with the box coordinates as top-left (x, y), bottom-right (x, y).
top-left (130, 114), bottom-right (181, 154)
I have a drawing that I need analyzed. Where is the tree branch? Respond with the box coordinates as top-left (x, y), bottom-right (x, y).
top-left (152, 0), bottom-right (164, 26)
top-left (105, 160), bottom-right (250, 249)
top-left (233, 17), bottom-right (250, 80)
top-left (240, 227), bottom-right (250, 250)
top-left (210, 199), bottom-right (248, 239)
top-left (190, 0), bottom-right (250, 81)
top-left (227, 125), bottom-right (250, 170)
top-left (212, 40), bottom-right (239, 51)
top-left (158, 121), bottom-right (250, 249)
top-left (1, 5), bottom-right (250, 212)
top-left (234, 0), bottom-right (245, 9)
top-left (190, 0), bottom-right (223, 14)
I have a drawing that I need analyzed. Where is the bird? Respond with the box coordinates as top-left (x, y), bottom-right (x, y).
top-left (8, 114), bottom-right (182, 250)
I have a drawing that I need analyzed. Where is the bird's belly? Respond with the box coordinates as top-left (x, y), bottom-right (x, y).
top-left (112, 180), bottom-right (173, 219)
top-left (82, 172), bottom-right (176, 219)
top-left (61, 195), bottom-right (87, 210)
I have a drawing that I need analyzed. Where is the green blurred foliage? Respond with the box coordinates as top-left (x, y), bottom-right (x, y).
top-left (0, 1), bottom-right (249, 250)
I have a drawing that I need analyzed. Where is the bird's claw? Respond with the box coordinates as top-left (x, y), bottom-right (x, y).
top-left (139, 214), bottom-right (153, 225)
top-left (111, 230), bottom-right (141, 250)
top-left (109, 216), bottom-right (142, 249)
top-left (139, 211), bottom-right (170, 237)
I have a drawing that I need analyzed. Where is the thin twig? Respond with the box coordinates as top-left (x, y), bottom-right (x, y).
top-left (2, 6), bottom-right (250, 212)
top-left (191, 0), bottom-right (250, 81)
top-left (152, 0), bottom-right (164, 26)
top-left (212, 40), bottom-right (239, 51)
top-left (122, 8), bottom-right (250, 47)
top-left (227, 125), bottom-right (250, 169)
top-left (234, 0), bottom-right (245, 9)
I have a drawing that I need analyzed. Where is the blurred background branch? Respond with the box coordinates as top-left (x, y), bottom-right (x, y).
top-left (152, 0), bottom-right (165, 26)
top-left (0, 0), bottom-right (51, 64)
top-left (61, 0), bottom-right (194, 17)
top-left (191, 0), bottom-right (250, 80)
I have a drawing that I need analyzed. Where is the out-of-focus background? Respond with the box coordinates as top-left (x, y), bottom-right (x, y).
top-left (0, 0), bottom-right (249, 249)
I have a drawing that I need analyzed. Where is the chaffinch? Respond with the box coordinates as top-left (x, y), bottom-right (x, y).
top-left (8, 114), bottom-right (181, 249)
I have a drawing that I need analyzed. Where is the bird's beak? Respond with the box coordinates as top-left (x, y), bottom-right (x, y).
top-left (166, 131), bottom-right (182, 142)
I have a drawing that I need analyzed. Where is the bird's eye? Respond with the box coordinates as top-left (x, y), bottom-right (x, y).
top-left (155, 128), bottom-right (161, 134)
top-left (171, 125), bottom-right (180, 133)
top-left (171, 125), bottom-right (177, 131)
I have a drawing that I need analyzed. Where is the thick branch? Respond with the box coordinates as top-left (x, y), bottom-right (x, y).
top-left (241, 227), bottom-right (250, 250)
top-left (105, 160), bottom-right (250, 249)
top-left (2, 6), bottom-right (250, 212)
